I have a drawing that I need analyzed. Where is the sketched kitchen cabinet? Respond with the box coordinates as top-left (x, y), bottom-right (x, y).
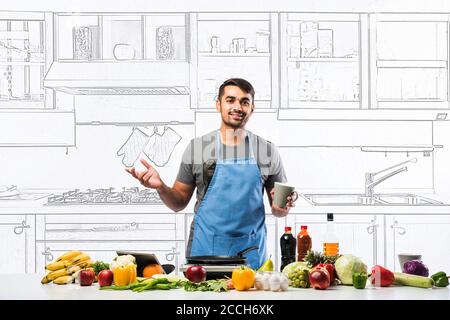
top-left (45, 12), bottom-right (191, 122)
top-left (35, 213), bottom-right (185, 273)
top-left (0, 215), bottom-right (35, 273)
top-left (0, 11), bottom-right (53, 109)
top-left (0, 11), bottom-right (74, 146)
top-left (190, 12), bottom-right (278, 109)
top-left (54, 13), bottom-right (188, 62)
top-left (283, 214), bottom-right (378, 267)
top-left (385, 215), bottom-right (450, 273)
top-left (371, 14), bottom-right (449, 109)
top-left (279, 13), bottom-right (367, 110)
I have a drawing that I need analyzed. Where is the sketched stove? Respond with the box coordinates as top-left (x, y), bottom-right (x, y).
top-left (46, 187), bottom-right (162, 205)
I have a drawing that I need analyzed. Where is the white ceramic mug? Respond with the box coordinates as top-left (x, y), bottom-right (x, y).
top-left (273, 182), bottom-right (298, 208)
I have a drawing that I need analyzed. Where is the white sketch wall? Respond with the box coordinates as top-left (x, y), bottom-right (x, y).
top-left (1, 0), bottom-right (450, 275)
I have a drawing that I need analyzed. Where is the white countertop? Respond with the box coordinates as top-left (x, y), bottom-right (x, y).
top-left (1, 274), bottom-right (449, 300)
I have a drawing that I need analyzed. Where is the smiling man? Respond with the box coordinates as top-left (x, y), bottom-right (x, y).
top-left (126, 78), bottom-right (296, 269)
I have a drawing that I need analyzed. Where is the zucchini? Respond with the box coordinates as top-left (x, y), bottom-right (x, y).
top-left (393, 272), bottom-right (434, 288)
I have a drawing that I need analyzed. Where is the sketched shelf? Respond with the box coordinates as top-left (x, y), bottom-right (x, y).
top-left (377, 60), bottom-right (447, 68)
top-left (198, 52), bottom-right (271, 57)
top-left (0, 62), bottom-right (45, 66)
top-left (277, 108), bottom-right (450, 120)
top-left (360, 145), bottom-right (443, 153)
top-left (288, 57), bottom-right (358, 63)
top-left (55, 59), bottom-right (187, 63)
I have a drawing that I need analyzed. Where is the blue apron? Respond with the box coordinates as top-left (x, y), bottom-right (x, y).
top-left (190, 130), bottom-right (267, 270)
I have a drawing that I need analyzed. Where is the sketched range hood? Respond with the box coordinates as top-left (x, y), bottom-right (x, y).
top-left (43, 61), bottom-right (190, 95)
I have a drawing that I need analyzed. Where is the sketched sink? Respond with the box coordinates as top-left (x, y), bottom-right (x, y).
top-left (374, 193), bottom-right (443, 205)
top-left (301, 193), bottom-right (444, 206)
top-left (301, 194), bottom-right (378, 206)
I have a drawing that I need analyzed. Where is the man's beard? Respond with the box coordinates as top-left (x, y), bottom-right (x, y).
top-left (220, 106), bottom-right (248, 129)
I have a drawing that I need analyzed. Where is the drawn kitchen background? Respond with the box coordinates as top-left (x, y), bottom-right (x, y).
top-left (1, 3), bottom-right (450, 277)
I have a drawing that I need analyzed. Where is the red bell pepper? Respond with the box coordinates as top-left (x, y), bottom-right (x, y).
top-left (315, 264), bottom-right (335, 284)
top-left (370, 265), bottom-right (395, 287)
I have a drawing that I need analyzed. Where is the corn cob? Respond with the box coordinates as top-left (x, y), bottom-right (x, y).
top-left (53, 275), bottom-right (74, 285)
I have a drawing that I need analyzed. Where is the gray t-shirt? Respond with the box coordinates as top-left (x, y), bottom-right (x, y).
top-left (176, 130), bottom-right (287, 213)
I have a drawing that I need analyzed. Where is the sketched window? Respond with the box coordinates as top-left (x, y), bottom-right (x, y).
top-left (0, 18), bottom-right (45, 109)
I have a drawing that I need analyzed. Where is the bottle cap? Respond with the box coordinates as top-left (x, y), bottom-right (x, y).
top-left (327, 213), bottom-right (334, 221)
top-left (284, 226), bottom-right (292, 232)
top-left (301, 225), bottom-right (307, 230)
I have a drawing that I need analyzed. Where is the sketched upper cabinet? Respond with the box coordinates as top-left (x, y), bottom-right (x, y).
top-left (372, 14), bottom-right (449, 109)
top-left (280, 13), bottom-right (364, 109)
top-left (55, 13), bottom-right (187, 62)
top-left (0, 11), bottom-right (52, 109)
top-left (191, 13), bottom-right (278, 109)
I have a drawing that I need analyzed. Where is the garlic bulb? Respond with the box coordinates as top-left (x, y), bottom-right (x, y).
top-left (269, 274), bottom-right (281, 292)
top-left (262, 273), bottom-right (271, 291)
top-left (280, 274), bottom-right (289, 291)
top-left (254, 273), bottom-right (265, 290)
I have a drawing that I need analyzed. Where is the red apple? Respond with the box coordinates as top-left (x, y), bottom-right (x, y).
top-left (185, 265), bottom-right (207, 283)
top-left (97, 269), bottom-right (114, 287)
top-left (309, 268), bottom-right (330, 290)
top-left (79, 269), bottom-right (95, 286)
top-left (315, 264), bottom-right (336, 284)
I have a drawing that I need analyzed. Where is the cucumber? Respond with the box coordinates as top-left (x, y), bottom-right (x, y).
top-left (393, 272), bottom-right (434, 288)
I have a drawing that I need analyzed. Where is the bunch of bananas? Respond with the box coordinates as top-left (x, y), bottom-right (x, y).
top-left (41, 250), bottom-right (93, 285)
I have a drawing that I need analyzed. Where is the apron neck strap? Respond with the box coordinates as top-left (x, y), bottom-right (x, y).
top-left (216, 130), bottom-right (256, 160)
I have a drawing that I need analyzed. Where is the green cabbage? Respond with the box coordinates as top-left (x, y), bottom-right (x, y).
top-left (334, 255), bottom-right (367, 285)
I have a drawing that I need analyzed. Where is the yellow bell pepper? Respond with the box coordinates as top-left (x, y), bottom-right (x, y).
top-left (113, 263), bottom-right (137, 286)
top-left (232, 266), bottom-right (255, 291)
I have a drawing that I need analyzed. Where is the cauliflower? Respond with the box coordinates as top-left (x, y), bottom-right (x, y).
top-left (110, 254), bottom-right (136, 271)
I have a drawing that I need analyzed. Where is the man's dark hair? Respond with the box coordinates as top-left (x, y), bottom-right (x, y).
top-left (217, 78), bottom-right (255, 103)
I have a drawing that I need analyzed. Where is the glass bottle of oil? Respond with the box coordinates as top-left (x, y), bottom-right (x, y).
top-left (323, 213), bottom-right (339, 257)
top-left (297, 225), bottom-right (312, 262)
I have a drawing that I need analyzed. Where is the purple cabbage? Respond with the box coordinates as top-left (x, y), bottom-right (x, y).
top-left (402, 260), bottom-right (429, 277)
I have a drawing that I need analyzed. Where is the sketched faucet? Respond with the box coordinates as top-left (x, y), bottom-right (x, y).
top-left (365, 158), bottom-right (418, 199)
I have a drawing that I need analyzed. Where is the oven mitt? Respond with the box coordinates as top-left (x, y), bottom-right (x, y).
top-left (117, 127), bottom-right (149, 167)
top-left (143, 126), bottom-right (182, 167)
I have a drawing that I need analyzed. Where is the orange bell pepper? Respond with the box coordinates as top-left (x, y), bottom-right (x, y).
top-left (232, 266), bottom-right (255, 291)
top-left (113, 264), bottom-right (137, 286)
